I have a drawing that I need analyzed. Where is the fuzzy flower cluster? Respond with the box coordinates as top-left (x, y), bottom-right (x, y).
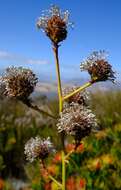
top-left (1, 66), bottom-right (38, 102)
top-left (62, 86), bottom-right (89, 106)
top-left (57, 103), bottom-right (98, 145)
top-left (0, 79), bottom-right (6, 99)
top-left (24, 137), bottom-right (55, 162)
top-left (36, 5), bottom-right (72, 45)
top-left (80, 50), bottom-right (115, 82)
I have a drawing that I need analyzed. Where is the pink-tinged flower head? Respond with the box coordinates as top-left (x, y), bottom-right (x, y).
top-left (80, 50), bottom-right (116, 82)
top-left (24, 137), bottom-right (55, 162)
top-left (57, 103), bottom-right (98, 146)
top-left (36, 5), bottom-right (73, 45)
top-left (62, 86), bottom-right (89, 106)
top-left (1, 66), bottom-right (38, 102)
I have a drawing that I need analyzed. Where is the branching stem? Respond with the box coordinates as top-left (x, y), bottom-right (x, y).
top-left (28, 103), bottom-right (57, 119)
top-left (62, 151), bottom-right (66, 190)
top-left (40, 160), bottom-right (62, 188)
top-left (49, 175), bottom-right (62, 189)
top-left (63, 81), bottom-right (93, 101)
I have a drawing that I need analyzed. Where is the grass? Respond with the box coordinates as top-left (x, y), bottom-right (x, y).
top-left (0, 89), bottom-right (121, 189)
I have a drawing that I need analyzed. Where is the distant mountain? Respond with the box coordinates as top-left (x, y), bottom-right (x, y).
top-left (0, 71), bottom-right (120, 99)
top-left (34, 79), bottom-right (121, 98)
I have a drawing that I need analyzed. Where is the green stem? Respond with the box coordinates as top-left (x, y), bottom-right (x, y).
top-left (49, 175), bottom-right (62, 189)
top-left (69, 158), bottom-right (81, 174)
top-left (53, 45), bottom-right (63, 113)
top-left (28, 103), bottom-right (57, 119)
top-left (53, 44), bottom-right (65, 151)
top-left (63, 82), bottom-right (92, 101)
top-left (41, 160), bottom-right (62, 189)
top-left (62, 151), bottom-right (66, 190)
top-left (65, 150), bottom-right (74, 160)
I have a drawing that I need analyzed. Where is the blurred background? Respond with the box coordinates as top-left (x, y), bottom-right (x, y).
top-left (0, 90), bottom-right (121, 190)
top-left (0, 0), bottom-right (121, 189)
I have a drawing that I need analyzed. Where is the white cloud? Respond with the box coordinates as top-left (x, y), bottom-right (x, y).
top-left (27, 59), bottom-right (48, 65)
top-left (0, 50), bottom-right (13, 59)
top-left (0, 50), bottom-right (48, 65)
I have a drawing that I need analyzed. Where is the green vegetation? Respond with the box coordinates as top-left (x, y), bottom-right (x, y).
top-left (0, 89), bottom-right (121, 189)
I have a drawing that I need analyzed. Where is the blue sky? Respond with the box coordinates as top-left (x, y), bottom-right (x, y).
top-left (0, 0), bottom-right (121, 83)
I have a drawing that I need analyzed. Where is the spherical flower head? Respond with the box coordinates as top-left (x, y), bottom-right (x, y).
top-left (24, 137), bottom-right (55, 162)
top-left (36, 5), bottom-right (72, 45)
top-left (62, 86), bottom-right (89, 106)
top-left (80, 50), bottom-right (116, 82)
top-left (0, 78), bottom-right (6, 98)
top-left (1, 66), bottom-right (38, 102)
top-left (57, 103), bottom-right (98, 144)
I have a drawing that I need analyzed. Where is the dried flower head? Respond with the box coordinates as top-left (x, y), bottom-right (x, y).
top-left (24, 137), bottom-right (55, 162)
top-left (1, 66), bottom-right (38, 102)
top-left (80, 50), bottom-right (116, 82)
top-left (0, 79), bottom-right (6, 98)
top-left (62, 86), bottom-right (89, 106)
top-left (36, 5), bottom-right (72, 45)
top-left (57, 103), bottom-right (98, 145)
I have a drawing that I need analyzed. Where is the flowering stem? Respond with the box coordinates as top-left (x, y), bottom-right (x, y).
top-left (69, 158), bottom-right (81, 174)
top-left (49, 175), bottom-right (62, 189)
top-left (28, 103), bottom-right (57, 119)
top-left (40, 160), bottom-right (62, 189)
top-left (65, 150), bottom-right (74, 160)
top-left (63, 81), bottom-right (93, 101)
top-left (53, 44), bottom-right (63, 113)
top-left (53, 44), bottom-right (65, 151)
top-left (62, 151), bottom-right (66, 190)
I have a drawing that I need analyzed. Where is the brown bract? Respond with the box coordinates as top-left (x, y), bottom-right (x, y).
top-left (46, 15), bottom-right (67, 45)
top-left (57, 103), bottom-right (98, 147)
top-left (62, 86), bottom-right (89, 106)
top-left (88, 59), bottom-right (115, 82)
top-left (80, 51), bottom-right (116, 83)
top-left (36, 5), bottom-right (72, 46)
top-left (24, 137), bottom-right (55, 162)
top-left (2, 67), bottom-right (38, 102)
top-left (5, 75), bottom-right (34, 99)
